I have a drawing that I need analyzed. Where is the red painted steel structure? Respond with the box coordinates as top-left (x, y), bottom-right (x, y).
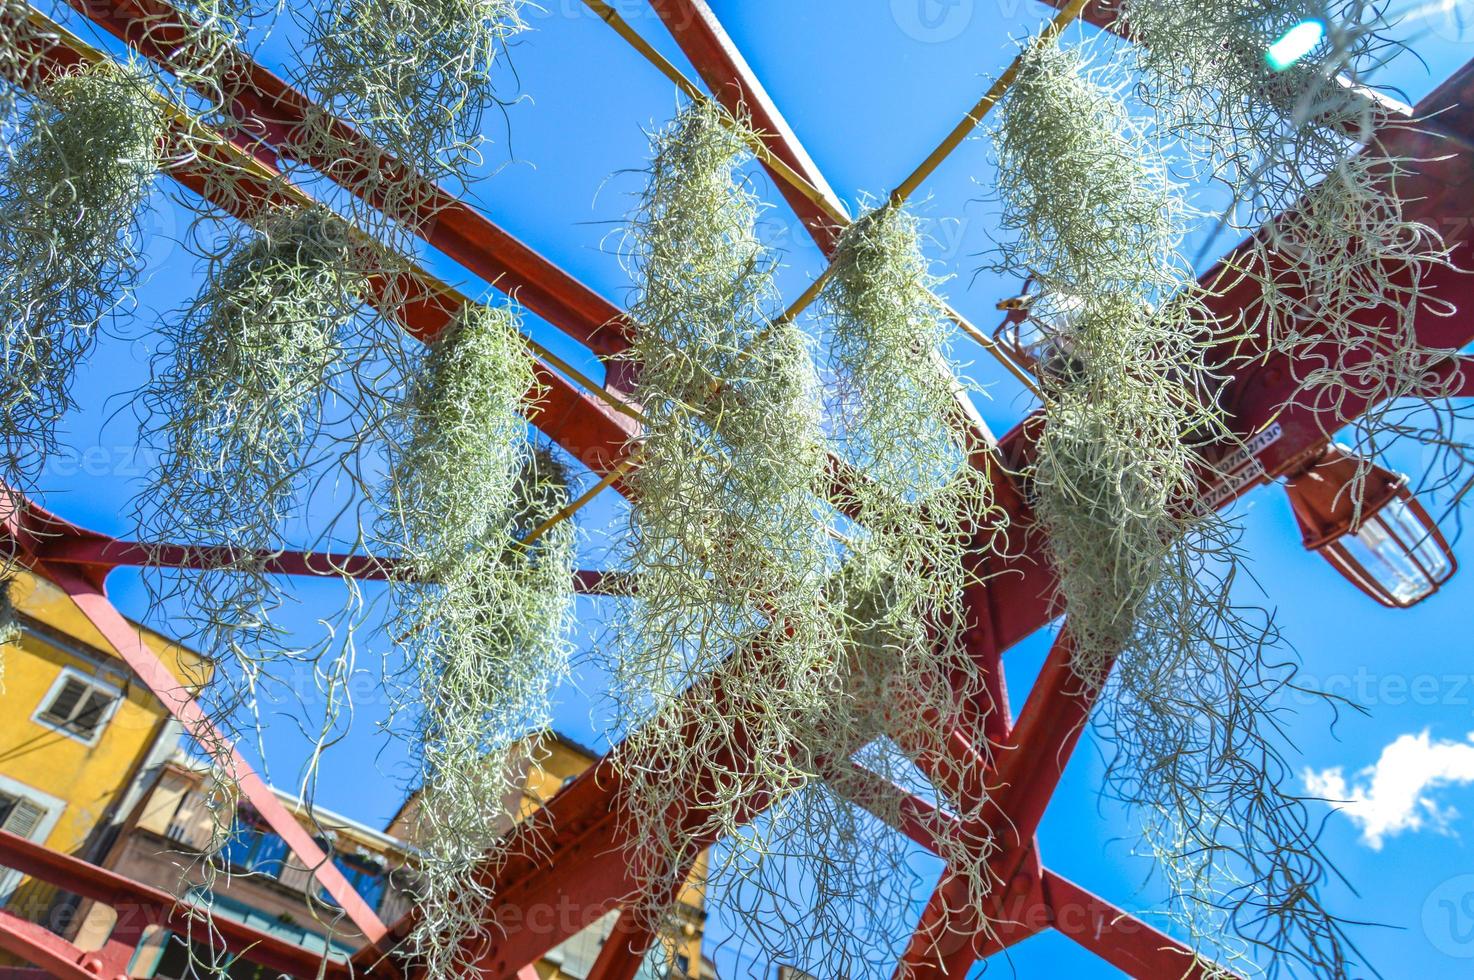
top-left (0, 0), bottom-right (1470, 977)
top-left (0, 492), bottom-right (391, 945)
top-left (0, 831), bottom-right (355, 980)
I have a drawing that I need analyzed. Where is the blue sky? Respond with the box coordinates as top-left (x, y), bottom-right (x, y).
top-left (23, 0), bottom-right (1474, 976)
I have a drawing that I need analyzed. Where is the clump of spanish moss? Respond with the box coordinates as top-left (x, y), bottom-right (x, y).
top-left (705, 539), bottom-right (1006, 974)
top-left (0, 58), bottom-right (163, 488)
top-left (610, 101), bottom-right (843, 916)
top-left (138, 205), bottom-right (370, 667)
top-left (400, 447), bottom-right (576, 976)
top-left (1119, 0), bottom-right (1461, 478)
top-left (811, 203), bottom-right (1009, 948)
top-left (996, 35), bottom-right (1356, 976)
top-left (380, 302), bottom-right (538, 574)
top-left (299, 0), bottom-right (526, 230)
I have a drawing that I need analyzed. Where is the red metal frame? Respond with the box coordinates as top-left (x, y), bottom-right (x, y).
top-left (0, 831), bottom-right (353, 979)
top-left (2, 0), bottom-right (1471, 976)
top-left (0, 493), bottom-right (388, 945)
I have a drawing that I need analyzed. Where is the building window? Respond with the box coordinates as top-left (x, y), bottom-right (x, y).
top-left (317, 852), bottom-right (389, 912)
top-left (0, 790), bottom-right (48, 840)
top-left (221, 823), bottom-right (290, 878)
top-left (0, 779), bottom-right (61, 904)
top-left (33, 668), bottom-right (120, 744)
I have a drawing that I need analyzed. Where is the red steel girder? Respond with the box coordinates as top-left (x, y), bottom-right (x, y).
top-left (0, 831), bottom-right (353, 980)
top-left (646, 0), bottom-right (849, 253)
top-left (21, 508), bottom-right (629, 596)
top-left (0, 909), bottom-right (101, 980)
top-left (1042, 870), bottom-right (1219, 978)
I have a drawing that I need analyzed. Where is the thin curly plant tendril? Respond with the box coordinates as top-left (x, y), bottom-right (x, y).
top-left (996, 35), bottom-right (1358, 977)
top-left (0, 58), bottom-right (163, 489)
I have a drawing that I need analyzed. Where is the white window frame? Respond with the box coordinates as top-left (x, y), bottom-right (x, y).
top-left (0, 774), bottom-right (64, 905)
top-left (31, 666), bottom-right (123, 747)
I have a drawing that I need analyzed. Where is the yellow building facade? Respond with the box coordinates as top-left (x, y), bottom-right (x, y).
top-left (0, 567), bottom-right (207, 915)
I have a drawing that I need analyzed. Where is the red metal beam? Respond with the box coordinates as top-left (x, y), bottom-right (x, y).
top-left (0, 909), bottom-right (99, 980)
top-left (1042, 870), bottom-right (1221, 979)
top-left (0, 832), bottom-right (352, 980)
top-left (24, 515), bottom-right (633, 596)
top-left (585, 910), bottom-right (660, 980)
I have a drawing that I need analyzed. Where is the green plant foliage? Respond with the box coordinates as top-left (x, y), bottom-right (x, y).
top-left (810, 204), bottom-right (1009, 951)
top-left (0, 58), bottom-right (163, 487)
top-left (300, 0), bottom-right (526, 229)
top-left (1119, 0), bottom-right (1462, 478)
top-left (138, 205), bottom-right (371, 668)
top-left (996, 35), bottom-right (1355, 976)
top-left (610, 100), bottom-right (844, 916)
top-left (400, 447), bottom-right (576, 976)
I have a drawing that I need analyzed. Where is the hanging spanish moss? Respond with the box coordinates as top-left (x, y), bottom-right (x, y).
top-left (707, 539), bottom-right (1005, 974)
top-left (400, 447), bottom-right (576, 977)
top-left (0, 58), bottom-right (163, 488)
top-left (379, 302), bottom-right (537, 574)
top-left (811, 203), bottom-right (1009, 952)
top-left (995, 35), bottom-right (1355, 976)
top-left (299, 0), bottom-right (526, 232)
top-left (1119, 0), bottom-right (1462, 481)
top-left (609, 101), bottom-right (843, 917)
top-left (137, 204), bottom-right (372, 682)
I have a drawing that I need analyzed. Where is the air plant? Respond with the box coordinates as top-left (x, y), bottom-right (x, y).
top-left (138, 204), bottom-right (370, 672)
top-left (995, 35), bottom-right (1355, 975)
top-left (299, 0), bottom-right (526, 232)
top-left (813, 204), bottom-right (1009, 941)
top-left (0, 58), bottom-right (163, 488)
top-left (400, 447), bottom-right (577, 977)
top-left (372, 302), bottom-right (570, 972)
top-left (610, 100), bottom-right (843, 917)
top-left (379, 301), bottom-right (538, 575)
top-left (1119, 0), bottom-right (1461, 480)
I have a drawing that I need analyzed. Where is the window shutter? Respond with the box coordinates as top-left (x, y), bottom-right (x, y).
top-left (71, 689), bottom-right (112, 737)
top-left (1, 799), bottom-right (46, 840)
top-left (44, 677), bottom-right (87, 723)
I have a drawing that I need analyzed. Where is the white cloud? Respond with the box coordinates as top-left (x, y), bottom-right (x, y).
top-left (1303, 730), bottom-right (1474, 850)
